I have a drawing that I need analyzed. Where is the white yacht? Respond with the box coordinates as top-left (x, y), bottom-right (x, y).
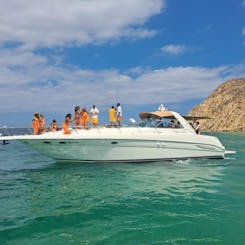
top-left (0, 105), bottom-right (225, 162)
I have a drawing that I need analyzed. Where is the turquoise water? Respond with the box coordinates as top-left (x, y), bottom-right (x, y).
top-left (0, 133), bottom-right (244, 244)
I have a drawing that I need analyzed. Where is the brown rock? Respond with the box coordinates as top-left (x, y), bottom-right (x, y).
top-left (188, 78), bottom-right (245, 131)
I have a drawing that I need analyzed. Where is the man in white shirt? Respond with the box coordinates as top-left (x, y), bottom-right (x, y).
top-left (90, 105), bottom-right (99, 127)
top-left (116, 102), bottom-right (122, 127)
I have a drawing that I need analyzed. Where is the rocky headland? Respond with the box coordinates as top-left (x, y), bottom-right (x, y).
top-left (188, 78), bottom-right (245, 132)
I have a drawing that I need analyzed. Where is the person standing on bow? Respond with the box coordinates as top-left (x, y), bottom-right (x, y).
top-left (116, 102), bottom-right (122, 127)
top-left (109, 106), bottom-right (116, 126)
top-left (90, 105), bottom-right (99, 127)
top-left (39, 113), bottom-right (45, 134)
top-left (32, 112), bottom-right (39, 135)
top-left (74, 105), bottom-right (81, 128)
top-left (81, 108), bottom-right (90, 128)
top-left (62, 113), bottom-right (73, 134)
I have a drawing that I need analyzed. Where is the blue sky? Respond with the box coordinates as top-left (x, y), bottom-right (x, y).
top-left (0, 0), bottom-right (245, 126)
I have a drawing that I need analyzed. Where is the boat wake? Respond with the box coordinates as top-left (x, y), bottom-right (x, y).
top-left (173, 159), bottom-right (192, 165)
top-left (224, 150), bottom-right (236, 154)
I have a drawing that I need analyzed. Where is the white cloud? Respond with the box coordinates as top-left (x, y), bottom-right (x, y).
top-left (0, 48), bottom-right (245, 114)
top-left (160, 44), bottom-right (187, 55)
top-left (0, 0), bottom-right (165, 48)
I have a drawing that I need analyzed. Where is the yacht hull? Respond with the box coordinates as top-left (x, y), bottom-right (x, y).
top-left (19, 136), bottom-right (224, 162)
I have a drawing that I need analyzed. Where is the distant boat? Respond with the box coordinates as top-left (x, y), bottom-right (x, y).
top-left (0, 105), bottom-right (225, 162)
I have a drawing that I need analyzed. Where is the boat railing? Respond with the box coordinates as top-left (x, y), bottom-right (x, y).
top-left (0, 125), bottom-right (192, 137)
top-left (136, 127), bottom-right (142, 134)
top-left (0, 127), bottom-right (33, 136)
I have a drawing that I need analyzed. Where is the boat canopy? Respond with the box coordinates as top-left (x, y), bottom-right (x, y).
top-left (139, 111), bottom-right (213, 120)
top-left (139, 103), bottom-right (213, 121)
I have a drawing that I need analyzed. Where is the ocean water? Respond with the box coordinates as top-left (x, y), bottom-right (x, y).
top-left (0, 133), bottom-right (244, 245)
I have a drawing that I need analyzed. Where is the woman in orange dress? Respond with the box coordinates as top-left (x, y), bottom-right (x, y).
top-left (39, 113), bottom-right (45, 133)
top-left (62, 113), bottom-right (72, 134)
top-left (81, 108), bottom-right (90, 128)
top-left (74, 105), bottom-right (81, 128)
top-left (32, 113), bottom-right (39, 134)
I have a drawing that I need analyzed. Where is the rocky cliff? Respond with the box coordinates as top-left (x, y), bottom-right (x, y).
top-left (188, 78), bottom-right (245, 132)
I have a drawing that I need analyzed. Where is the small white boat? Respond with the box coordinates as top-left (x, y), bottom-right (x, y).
top-left (0, 106), bottom-right (225, 162)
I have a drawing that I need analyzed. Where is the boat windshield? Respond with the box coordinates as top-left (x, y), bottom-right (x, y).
top-left (133, 117), bottom-right (183, 128)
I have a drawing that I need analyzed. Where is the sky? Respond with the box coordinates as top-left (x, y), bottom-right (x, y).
top-left (0, 0), bottom-right (245, 126)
